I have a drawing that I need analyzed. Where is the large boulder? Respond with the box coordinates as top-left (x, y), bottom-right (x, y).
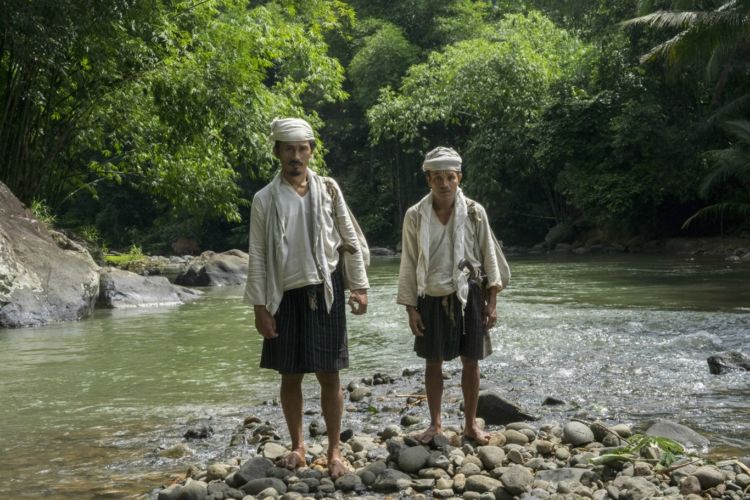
top-left (0, 182), bottom-right (99, 328)
top-left (175, 250), bottom-right (248, 286)
top-left (476, 390), bottom-right (537, 425)
top-left (645, 420), bottom-right (710, 453)
top-left (98, 267), bottom-right (202, 308)
top-left (707, 350), bottom-right (750, 375)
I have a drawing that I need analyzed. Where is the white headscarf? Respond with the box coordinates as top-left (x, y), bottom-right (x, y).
top-left (270, 117), bottom-right (315, 142)
top-left (422, 146), bottom-right (462, 172)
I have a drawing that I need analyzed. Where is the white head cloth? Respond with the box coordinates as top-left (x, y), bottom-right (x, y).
top-left (270, 117), bottom-right (315, 142)
top-left (422, 146), bottom-right (462, 172)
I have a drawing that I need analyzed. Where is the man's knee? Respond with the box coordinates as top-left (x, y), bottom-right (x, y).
top-left (461, 356), bottom-right (479, 370)
top-left (315, 370), bottom-right (341, 389)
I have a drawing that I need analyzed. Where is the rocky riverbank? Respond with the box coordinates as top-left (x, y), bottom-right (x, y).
top-left (145, 372), bottom-right (750, 500)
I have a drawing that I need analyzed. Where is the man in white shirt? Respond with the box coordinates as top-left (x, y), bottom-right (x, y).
top-left (397, 146), bottom-right (510, 446)
top-left (245, 117), bottom-right (369, 478)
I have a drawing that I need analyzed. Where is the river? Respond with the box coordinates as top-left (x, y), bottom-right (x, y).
top-left (1, 254), bottom-right (748, 498)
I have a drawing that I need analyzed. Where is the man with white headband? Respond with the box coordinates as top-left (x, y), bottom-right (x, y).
top-left (397, 146), bottom-right (510, 445)
top-left (245, 117), bottom-right (369, 478)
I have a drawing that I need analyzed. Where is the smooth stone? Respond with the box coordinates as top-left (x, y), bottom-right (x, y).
top-left (535, 440), bottom-right (554, 455)
top-left (610, 423), bottom-right (632, 438)
top-left (465, 475), bottom-right (504, 493)
top-left (334, 473), bottom-right (362, 492)
top-left (262, 442), bottom-right (288, 461)
top-left (372, 468), bottom-right (412, 493)
top-left (645, 420), bottom-right (710, 453)
top-left (477, 446), bottom-right (506, 469)
top-left (230, 457), bottom-right (274, 487)
top-left (679, 476), bottom-right (702, 495)
top-left (206, 463), bottom-right (230, 481)
top-left (241, 478), bottom-right (287, 495)
top-left (507, 449), bottom-right (525, 465)
top-left (381, 425), bottom-right (401, 440)
top-left (350, 387), bottom-right (372, 402)
top-left (401, 414), bottom-right (421, 426)
top-left (693, 465), bottom-right (726, 489)
top-left (563, 421), bottom-right (594, 446)
top-left (398, 445), bottom-right (430, 473)
top-left (500, 464), bottom-right (534, 495)
top-left (504, 429), bottom-right (530, 445)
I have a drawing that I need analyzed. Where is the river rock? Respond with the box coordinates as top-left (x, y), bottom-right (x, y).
top-left (229, 457), bottom-right (274, 487)
top-left (707, 350), bottom-right (750, 374)
top-left (503, 429), bottom-right (529, 445)
top-left (645, 420), bottom-right (710, 452)
top-left (349, 386), bottom-right (372, 402)
top-left (398, 445), bottom-right (430, 473)
top-left (614, 476), bottom-right (659, 500)
top-left (0, 182), bottom-right (100, 328)
top-left (372, 468), bottom-right (412, 493)
top-left (465, 474), bottom-right (503, 493)
top-left (184, 418), bottom-right (213, 440)
top-left (693, 465), bottom-right (726, 489)
top-left (476, 391), bottom-right (537, 425)
top-left (175, 249), bottom-right (248, 286)
top-left (563, 421), bottom-right (594, 446)
top-left (679, 475), bottom-right (702, 495)
top-left (241, 477), bottom-right (287, 495)
top-left (500, 464), bottom-right (534, 495)
top-left (477, 446), bottom-right (505, 469)
top-left (262, 442), bottom-right (288, 461)
top-left (98, 267), bottom-right (202, 307)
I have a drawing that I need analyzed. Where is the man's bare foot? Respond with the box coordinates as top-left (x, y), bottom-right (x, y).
top-left (463, 425), bottom-right (490, 445)
top-left (416, 425), bottom-right (443, 445)
top-left (327, 453), bottom-right (351, 479)
top-left (279, 447), bottom-right (306, 470)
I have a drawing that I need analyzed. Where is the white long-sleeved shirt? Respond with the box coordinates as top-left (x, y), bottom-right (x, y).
top-left (397, 197), bottom-right (510, 307)
top-left (244, 172), bottom-right (369, 315)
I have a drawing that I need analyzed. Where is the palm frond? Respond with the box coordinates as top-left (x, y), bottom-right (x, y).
top-left (723, 119), bottom-right (750, 144)
top-left (708, 94), bottom-right (750, 124)
top-left (682, 201), bottom-right (750, 228)
top-left (623, 11), bottom-right (701, 30)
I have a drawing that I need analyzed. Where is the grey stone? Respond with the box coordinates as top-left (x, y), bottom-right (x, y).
top-left (707, 350), bottom-right (750, 374)
top-left (693, 465), bottom-right (726, 489)
top-left (334, 473), bottom-right (362, 492)
top-left (206, 463), bottom-right (230, 482)
top-left (615, 476), bottom-right (659, 500)
top-left (398, 445), bottom-right (430, 473)
top-left (562, 421), bottom-right (594, 446)
top-left (401, 414), bottom-right (421, 426)
top-left (412, 478), bottom-right (436, 492)
top-left (610, 423), bottom-right (633, 438)
top-left (230, 457), bottom-right (274, 487)
top-left (535, 468), bottom-right (587, 486)
top-left (175, 249), bottom-right (248, 286)
top-left (476, 391), bottom-right (537, 425)
top-left (506, 449), bottom-right (525, 465)
top-left (381, 425), bottom-right (401, 440)
top-left (262, 442), bottom-right (288, 461)
top-left (679, 475), bottom-right (702, 495)
top-left (645, 420), bottom-right (710, 453)
top-left (500, 465), bottom-right (534, 495)
top-left (350, 387), bottom-right (372, 402)
top-left (184, 418), bottom-right (214, 440)
top-left (372, 468), bottom-right (412, 493)
top-left (309, 418), bottom-right (326, 437)
top-left (504, 429), bottom-right (529, 445)
top-left (534, 440), bottom-right (554, 455)
top-left (477, 446), bottom-right (506, 469)
top-left (0, 182), bottom-right (100, 328)
top-left (98, 267), bottom-right (202, 308)
top-left (465, 474), bottom-right (503, 493)
top-left (241, 477), bottom-right (287, 495)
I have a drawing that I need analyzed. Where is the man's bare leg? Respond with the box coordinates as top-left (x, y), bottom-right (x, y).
top-left (316, 370), bottom-right (348, 478)
top-left (461, 356), bottom-right (489, 445)
top-left (419, 360), bottom-right (444, 444)
top-left (280, 373), bottom-right (306, 469)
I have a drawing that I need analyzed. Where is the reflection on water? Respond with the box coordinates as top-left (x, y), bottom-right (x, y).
top-left (0, 254), bottom-right (749, 497)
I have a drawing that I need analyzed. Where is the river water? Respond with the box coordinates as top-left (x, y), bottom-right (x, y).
top-left (1, 255), bottom-right (749, 498)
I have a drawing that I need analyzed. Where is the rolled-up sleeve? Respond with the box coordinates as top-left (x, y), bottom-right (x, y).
top-left (397, 208), bottom-right (419, 307)
top-left (243, 194), bottom-right (267, 306)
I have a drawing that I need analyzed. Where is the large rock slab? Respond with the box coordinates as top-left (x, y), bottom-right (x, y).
top-left (175, 250), bottom-right (248, 286)
top-left (476, 390), bottom-right (537, 425)
top-left (0, 182), bottom-right (100, 328)
top-left (98, 267), bottom-right (202, 308)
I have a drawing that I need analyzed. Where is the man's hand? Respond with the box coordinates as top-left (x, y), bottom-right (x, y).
top-left (348, 289), bottom-right (368, 315)
top-left (407, 306), bottom-right (425, 337)
top-left (254, 305), bottom-right (278, 339)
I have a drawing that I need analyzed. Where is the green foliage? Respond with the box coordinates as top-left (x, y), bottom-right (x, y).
top-left (105, 244), bottom-right (146, 266)
top-left (590, 433), bottom-right (686, 468)
top-left (348, 21), bottom-right (420, 109)
top-left (30, 199), bottom-right (56, 226)
top-left (683, 119), bottom-right (750, 231)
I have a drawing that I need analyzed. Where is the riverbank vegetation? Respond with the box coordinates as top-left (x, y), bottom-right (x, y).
top-left (2, 0), bottom-right (748, 252)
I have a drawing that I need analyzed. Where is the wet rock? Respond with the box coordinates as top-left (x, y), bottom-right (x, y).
top-left (401, 414), bottom-right (421, 426)
top-left (98, 267), bottom-right (202, 308)
top-left (680, 475), bottom-right (702, 495)
top-left (159, 443), bottom-right (194, 459)
top-left (228, 457), bottom-right (274, 488)
top-left (184, 418), bottom-right (214, 440)
top-left (381, 425), bottom-right (401, 440)
top-left (542, 397), bottom-right (565, 406)
top-left (350, 387), bottom-right (372, 402)
top-left (476, 391), bottom-right (537, 425)
top-left (645, 420), bottom-right (710, 452)
top-left (610, 423), bottom-right (632, 438)
top-left (206, 463), bottom-right (230, 481)
top-left (372, 468), bottom-right (412, 493)
top-left (262, 442), bottom-right (288, 461)
top-left (707, 350), bottom-right (750, 374)
top-left (309, 419), bottom-right (326, 437)
top-left (535, 439), bottom-right (554, 455)
top-left (614, 476), bottom-right (659, 500)
top-left (175, 249), bottom-right (248, 286)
